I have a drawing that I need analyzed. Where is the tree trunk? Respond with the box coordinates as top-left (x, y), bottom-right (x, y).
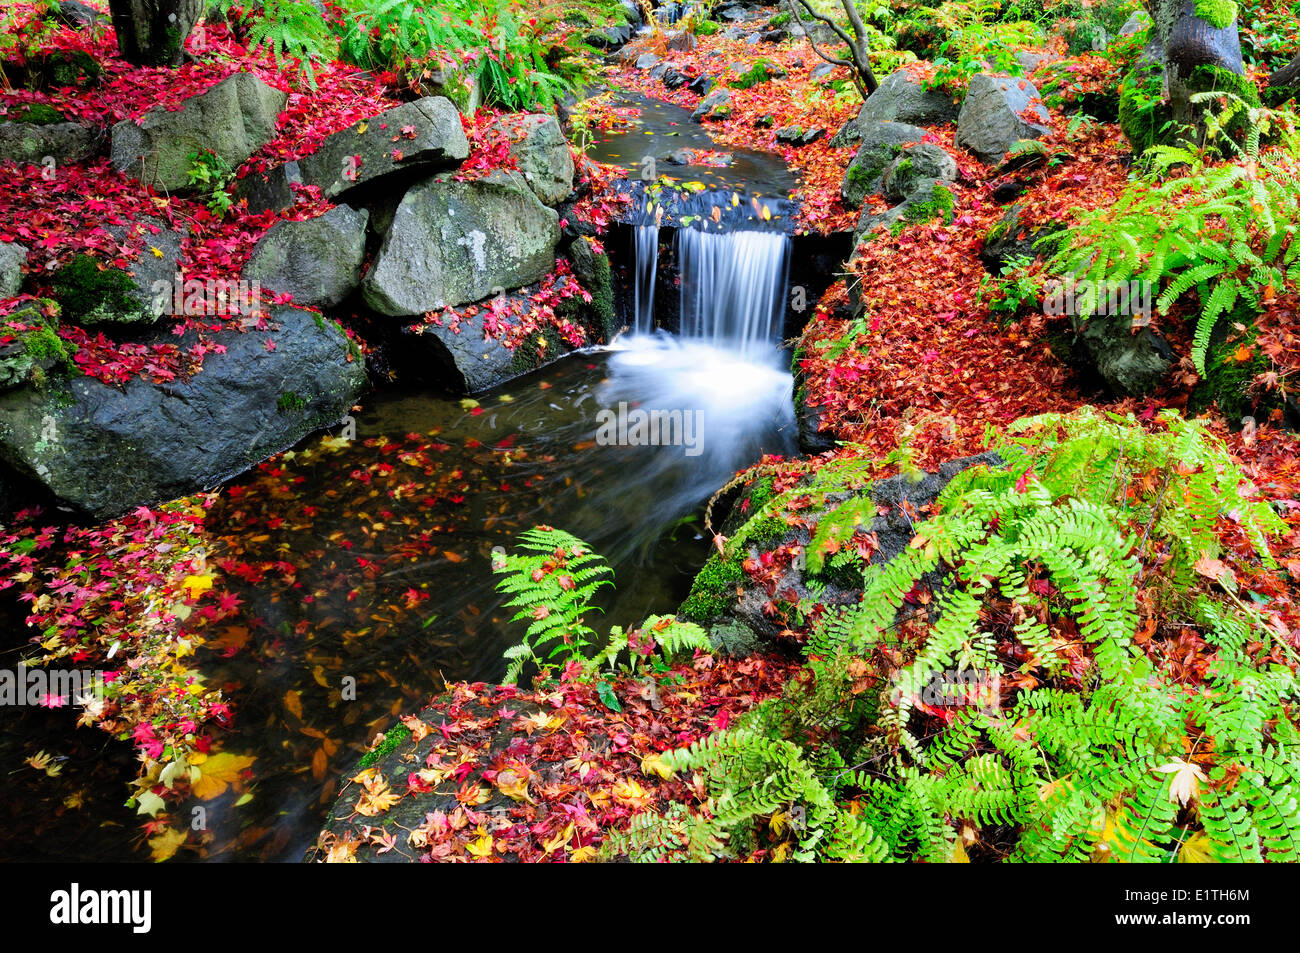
top-left (1269, 52), bottom-right (1300, 90)
top-left (1147, 0), bottom-right (1248, 128)
top-left (108, 0), bottom-right (202, 67)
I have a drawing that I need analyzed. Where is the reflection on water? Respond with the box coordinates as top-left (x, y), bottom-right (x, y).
top-left (0, 339), bottom-right (795, 862)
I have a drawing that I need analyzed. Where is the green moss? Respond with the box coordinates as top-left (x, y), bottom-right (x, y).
top-left (694, 18), bottom-right (721, 35)
top-left (8, 103), bottom-right (64, 125)
top-left (51, 254), bottom-right (141, 324)
top-left (678, 552), bottom-right (745, 623)
top-left (277, 391), bottom-right (307, 414)
top-left (891, 184), bottom-right (955, 235)
top-left (356, 723), bottom-right (413, 770)
top-left (46, 50), bottom-right (100, 87)
top-left (1118, 61), bottom-right (1172, 155)
top-left (730, 59), bottom-right (781, 90)
top-left (1188, 64), bottom-right (1260, 106)
top-left (509, 326), bottom-right (564, 375)
top-left (1188, 319), bottom-right (1272, 421)
top-left (1193, 0), bottom-right (1237, 28)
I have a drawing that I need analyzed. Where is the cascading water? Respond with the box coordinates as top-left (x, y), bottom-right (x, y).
top-left (676, 229), bottom-right (791, 357)
top-left (632, 225), bottom-right (659, 334)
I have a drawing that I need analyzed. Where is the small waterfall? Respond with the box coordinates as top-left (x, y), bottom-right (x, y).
top-left (632, 225), bottom-right (659, 334)
top-left (676, 229), bottom-right (790, 357)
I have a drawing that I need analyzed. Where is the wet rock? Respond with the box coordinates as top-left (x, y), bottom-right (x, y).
top-left (0, 242), bottom-right (27, 297)
top-left (1119, 10), bottom-right (1151, 35)
top-left (491, 113), bottom-right (574, 206)
top-left (832, 69), bottom-right (959, 148)
top-left (775, 125), bottom-right (827, 146)
top-left (635, 52), bottom-right (662, 69)
top-left (978, 204), bottom-right (1062, 271)
top-left (839, 120), bottom-right (928, 206)
top-left (955, 74), bottom-right (1052, 165)
top-left (692, 87), bottom-right (732, 121)
top-left (1073, 312), bottom-right (1174, 396)
top-left (687, 74), bottom-right (715, 96)
top-left (297, 96), bottom-right (468, 202)
top-left (663, 68), bottom-right (691, 90)
top-left (51, 0), bottom-right (104, 28)
top-left (880, 142), bottom-right (957, 203)
top-left (110, 72), bottom-right (286, 192)
top-left (243, 204), bottom-right (369, 308)
top-left (0, 306), bottom-right (367, 519)
top-left (231, 160), bottom-right (303, 214)
top-left (0, 121), bottom-right (101, 165)
top-left (361, 171), bottom-right (560, 316)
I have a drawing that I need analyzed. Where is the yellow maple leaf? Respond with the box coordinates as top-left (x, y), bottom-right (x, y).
top-left (190, 751), bottom-right (255, 800)
top-left (465, 830), bottom-right (494, 858)
top-left (355, 774), bottom-right (402, 816)
top-left (612, 777), bottom-right (649, 807)
top-left (640, 753), bottom-right (674, 779)
top-left (179, 572), bottom-right (214, 600)
top-left (495, 765), bottom-right (534, 803)
top-left (148, 827), bottom-right (188, 863)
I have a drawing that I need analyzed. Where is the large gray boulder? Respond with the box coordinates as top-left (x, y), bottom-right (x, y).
top-left (491, 113), bottom-right (574, 206)
top-left (833, 69), bottom-right (959, 147)
top-left (242, 204), bottom-right (368, 308)
top-left (0, 121), bottom-right (100, 164)
top-left (362, 172), bottom-right (560, 317)
top-left (297, 96), bottom-right (468, 202)
top-left (880, 142), bottom-right (957, 203)
top-left (955, 74), bottom-right (1052, 165)
top-left (0, 306), bottom-right (367, 518)
top-left (111, 72), bottom-right (286, 191)
top-left (0, 242), bottom-right (27, 297)
top-left (840, 121), bottom-right (928, 207)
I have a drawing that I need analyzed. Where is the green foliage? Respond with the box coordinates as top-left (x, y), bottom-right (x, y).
top-left (613, 408), bottom-right (1297, 862)
top-left (186, 149), bottom-right (235, 218)
top-left (493, 526), bottom-right (614, 683)
top-left (218, 0), bottom-right (340, 87)
top-left (494, 527), bottom-right (711, 682)
top-left (334, 0), bottom-right (599, 111)
top-left (912, 0), bottom-right (1042, 91)
top-left (977, 253), bottom-right (1039, 324)
top-left (1042, 124), bottom-right (1300, 377)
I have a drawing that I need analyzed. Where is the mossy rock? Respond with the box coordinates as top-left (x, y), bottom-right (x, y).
top-left (45, 50), bottom-right (101, 87)
top-left (6, 103), bottom-right (65, 125)
top-left (50, 254), bottom-right (149, 325)
top-left (0, 301), bottom-right (73, 391)
top-left (678, 551), bottom-right (745, 623)
top-left (1188, 312), bottom-right (1273, 422)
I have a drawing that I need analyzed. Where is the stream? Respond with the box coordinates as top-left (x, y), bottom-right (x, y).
top-left (0, 91), bottom-right (802, 862)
